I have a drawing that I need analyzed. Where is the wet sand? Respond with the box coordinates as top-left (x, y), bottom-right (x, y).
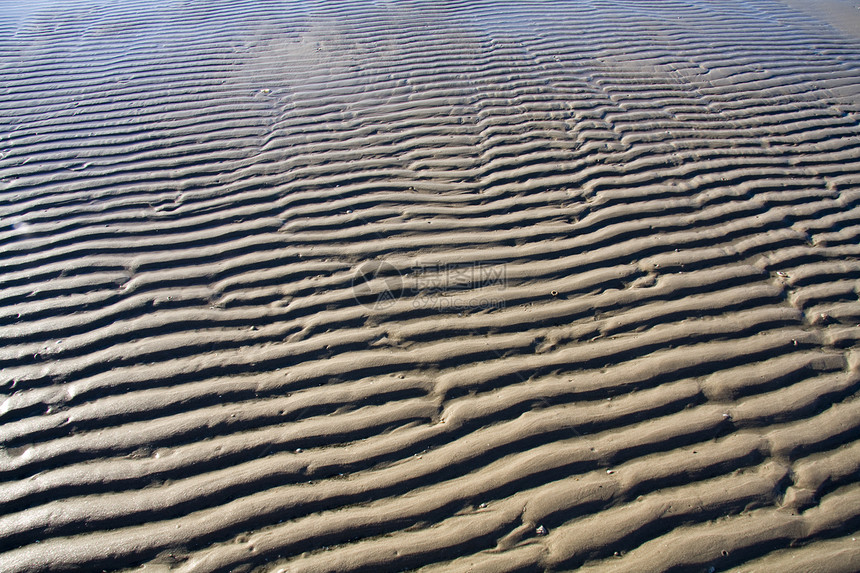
top-left (1, 1), bottom-right (860, 571)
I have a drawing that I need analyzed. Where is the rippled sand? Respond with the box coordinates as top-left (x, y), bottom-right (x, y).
top-left (2, 1), bottom-right (860, 571)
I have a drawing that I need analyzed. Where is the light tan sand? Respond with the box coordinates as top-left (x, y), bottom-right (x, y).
top-left (1, 0), bottom-right (860, 572)
top-left (779, 0), bottom-right (860, 41)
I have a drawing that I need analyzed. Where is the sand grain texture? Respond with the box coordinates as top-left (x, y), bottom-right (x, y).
top-left (2, 0), bottom-right (860, 571)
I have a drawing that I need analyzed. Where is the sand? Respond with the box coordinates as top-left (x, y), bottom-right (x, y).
top-left (1, 0), bottom-right (860, 571)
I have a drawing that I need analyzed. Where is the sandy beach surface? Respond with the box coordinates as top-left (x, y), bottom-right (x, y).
top-left (2, 1), bottom-right (860, 571)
